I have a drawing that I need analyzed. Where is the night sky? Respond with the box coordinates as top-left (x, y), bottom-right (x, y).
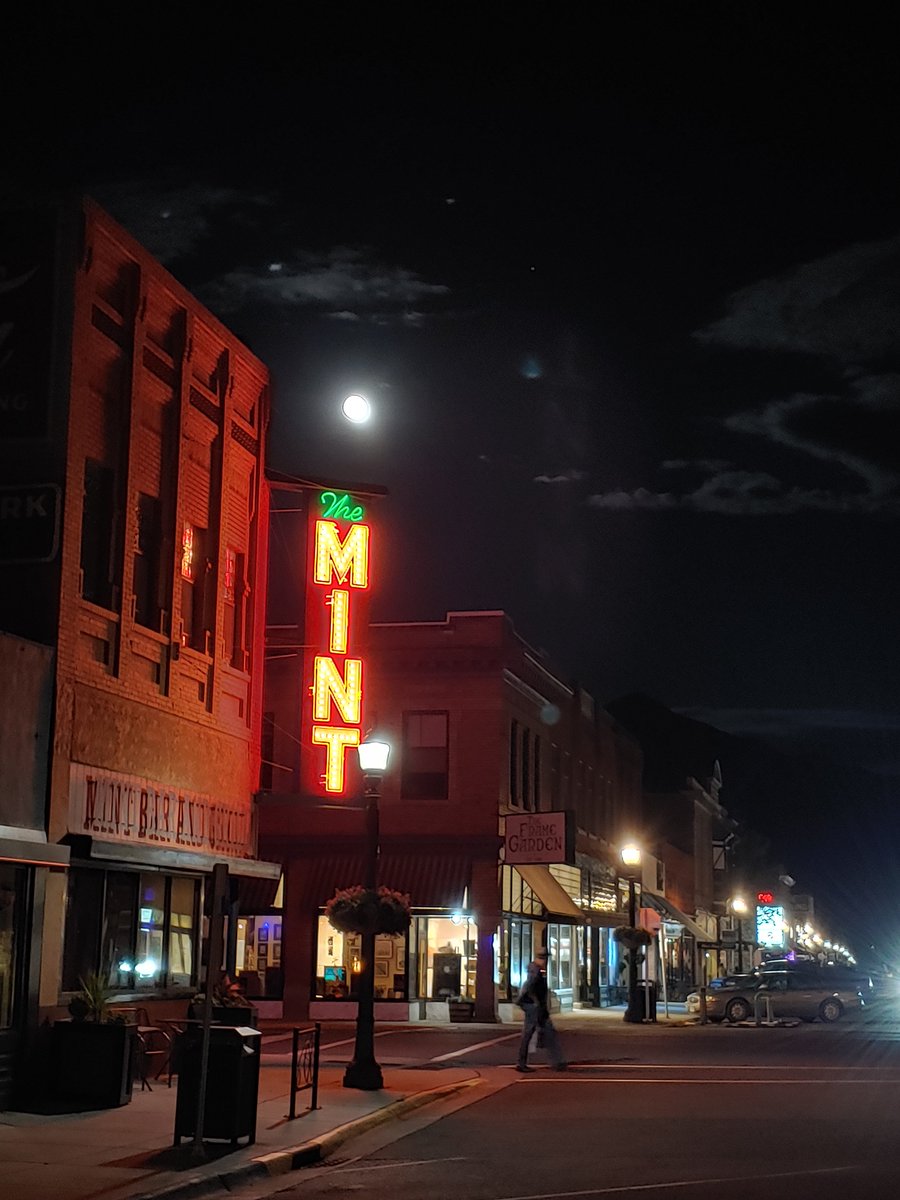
top-left (6, 11), bottom-right (899, 955)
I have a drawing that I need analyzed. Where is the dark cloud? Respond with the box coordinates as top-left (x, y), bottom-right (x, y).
top-left (694, 235), bottom-right (900, 363)
top-left (94, 180), bottom-right (275, 264)
top-left (587, 467), bottom-right (900, 515)
top-left (197, 247), bottom-right (449, 318)
top-left (533, 469), bottom-right (588, 485)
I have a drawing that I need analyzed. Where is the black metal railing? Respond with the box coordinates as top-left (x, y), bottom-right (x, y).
top-left (288, 1023), bottom-right (321, 1119)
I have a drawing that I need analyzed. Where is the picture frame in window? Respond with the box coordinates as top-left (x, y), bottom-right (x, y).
top-left (375, 938), bottom-right (393, 959)
top-left (271, 943), bottom-right (281, 964)
top-left (375, 960), bottom-right (389, 979)
top-left (397, 948), bottom-right (406, 973)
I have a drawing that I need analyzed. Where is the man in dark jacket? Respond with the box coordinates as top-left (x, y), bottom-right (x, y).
top-left (516, 950), bottom-right (567, 1072)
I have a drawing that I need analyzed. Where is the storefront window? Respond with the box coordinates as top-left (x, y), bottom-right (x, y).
top-left (505, 917), bottom-right (534, 997)
top-left (168, 876), bottom-right (197, 987)
top-left (313, 915), bottom-right (406, 1000)
top-left (135, 875), bottom-right (165, 990)
top-left (0, 865), bottom-right (24, 1029)
top-left (62, 867), bottom-right (200, 993)
top-left (233, 916), bottom-right (283, 998)
top-left (546, 922), bottom-right (573, 1005)
top-left (104, 872), bottom-right (138, 989)
top-left (413, 915), bottom-right (477, 1000)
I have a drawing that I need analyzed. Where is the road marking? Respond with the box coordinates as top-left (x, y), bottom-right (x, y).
top-left (330, 1155), bottom-right (469, 1173)
top-left (430, 1032), bottom-right (519, 1062)
top-left (497, 1163), bottom-right (857, 1198)
top-left (569, 1062), bottom-right (900, 1072)
top-left (518, 1077), bottom-right (900, 1084)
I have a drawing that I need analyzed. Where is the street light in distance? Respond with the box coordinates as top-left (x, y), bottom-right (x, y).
top-left (730, 896), bottom-right (749, 973)
top-left (620, 842), bottom-right (643, 1023)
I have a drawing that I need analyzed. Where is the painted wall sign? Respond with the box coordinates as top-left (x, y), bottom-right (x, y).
top-left (0, 483), bottom-right (61, 562)
top-left (504, 811), bottom-right (572, 864)
top-left (301, 490), bottom-right (373, 796)
top-left (68, 763), bottom-right (252, 856)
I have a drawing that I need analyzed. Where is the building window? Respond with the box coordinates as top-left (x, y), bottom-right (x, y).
top-left (521, 727), bottom-right (531, 811)
top-left (534, 737), bottom-right (542, 811)
top-left (223, 547), bottom-right (248, 668)
top-left (62, 867), bottom-right (200, 993)
top-left (401, 711), bottom-right (449, 800)
top-left (133, 493), bottom-right (162, 630)
top-left (80, 459), bottom-right (118, 609)
top-left (180, 523), bottom-right (213, 652)
top-left (509, 720), bottom-right (519, 807)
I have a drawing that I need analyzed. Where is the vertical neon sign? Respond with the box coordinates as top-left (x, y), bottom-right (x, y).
top-left (302, 492), bottom-right (371, 796)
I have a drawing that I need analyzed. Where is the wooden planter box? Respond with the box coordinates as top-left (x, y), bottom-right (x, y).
top-left (448, 999), bottom-right (475, 1023)
top-left (52, 1021), bottom-right (136, 1108)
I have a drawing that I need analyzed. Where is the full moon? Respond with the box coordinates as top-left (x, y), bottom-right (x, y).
top-left (341, 394), bottom-right (371, 424)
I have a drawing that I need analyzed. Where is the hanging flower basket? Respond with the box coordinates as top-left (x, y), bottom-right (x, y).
top-left (613, 925), bottom-right (653, 951)
top-left (325, 886), bottom-right (411, 935)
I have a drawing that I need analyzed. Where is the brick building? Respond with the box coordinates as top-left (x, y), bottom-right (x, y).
top-left (0, 197), bottom-right (278, 1098)
top-left (259, 604), bottom-right (645, 1023)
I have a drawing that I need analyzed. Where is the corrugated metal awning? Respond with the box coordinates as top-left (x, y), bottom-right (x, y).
top-left (642, 891), bottom-right (712, 942)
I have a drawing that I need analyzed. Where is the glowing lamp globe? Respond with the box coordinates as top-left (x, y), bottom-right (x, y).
top-left (357, 734), bottom-right (390, 776)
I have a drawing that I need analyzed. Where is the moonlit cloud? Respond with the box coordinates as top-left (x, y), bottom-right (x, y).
top-left (197, 248), bottom-right (449, 317)
top-left (92, 180), bottom-right (450, 323)
top-left (533, 469), bottom-right (587, 484)
top-left (587, 469), bottom-right (900, 514)
top-left (694, 234), bottom-right (900, 362)
top-left (587, 237), bottom-right (900, 517)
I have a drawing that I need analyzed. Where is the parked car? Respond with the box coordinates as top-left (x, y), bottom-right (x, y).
top-left (686, 974), bottom-right (761, 1015)
top-left (701, 970), bottom-right (863, 1023)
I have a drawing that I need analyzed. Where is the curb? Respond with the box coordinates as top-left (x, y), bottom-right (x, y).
top-left (128, 1077), bottom-right (481, 1200)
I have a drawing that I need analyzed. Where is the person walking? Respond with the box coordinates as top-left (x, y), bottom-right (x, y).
top-left (516, 949), bottom-right (567, 1072)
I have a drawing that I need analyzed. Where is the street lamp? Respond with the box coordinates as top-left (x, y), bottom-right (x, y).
top-left (620, 843), bottom-right (643, 1024)
top-left (730, 896), bottom-right (748, 973)
top-left (343, 733), bottom-right (391, 1091)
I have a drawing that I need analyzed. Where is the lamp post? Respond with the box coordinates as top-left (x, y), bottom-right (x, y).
top-left (343, 733), bottom-right (391, 1091)
top-left (730, 896), bottom-right (748, 973)
top-left (621, 843), bottom-right (643, 1024)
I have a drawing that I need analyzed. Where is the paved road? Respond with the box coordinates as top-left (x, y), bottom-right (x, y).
top-left (228, 1002), bottom-right (900, 1199)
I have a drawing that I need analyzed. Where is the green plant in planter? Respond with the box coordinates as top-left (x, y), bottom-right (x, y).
top-left (68, 970), bottom-right (116, 1023)
top-left (325, 885), bottom-right (411, 935)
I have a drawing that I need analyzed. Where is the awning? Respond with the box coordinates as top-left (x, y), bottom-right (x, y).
top-left (642, 891), bottom-right (713, 943)
top-left (233, 867), bottom-right (282, 914)
top-left (85, 838), bottom-right (281, 887)
top-left (515, 865), bottom-right (583, 920)
top-left (294, 853), bottom-right (470, 910)
top-left (0, 833), bottom-right (69, 869)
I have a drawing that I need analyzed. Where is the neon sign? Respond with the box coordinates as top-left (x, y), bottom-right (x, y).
top-left (301, 491), bottom-right (372, 796)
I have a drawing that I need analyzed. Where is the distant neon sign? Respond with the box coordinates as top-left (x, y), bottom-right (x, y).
top-left (301, 491), bottom-right (372, 795)
top-left (756, 904), bottom-right (785, 949)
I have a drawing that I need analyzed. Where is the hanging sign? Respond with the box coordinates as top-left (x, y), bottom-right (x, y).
top-left (300, 491), bottom-right (372, 797)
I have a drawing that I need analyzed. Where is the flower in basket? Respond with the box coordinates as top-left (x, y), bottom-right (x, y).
top-left (613, 925), bottom-right (653, 951)
top-left (325, 885), bottom-right (411, 935)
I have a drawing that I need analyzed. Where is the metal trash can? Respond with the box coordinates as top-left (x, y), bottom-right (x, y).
top-left (174, 1025), bottom-right (262, 1145)
top-left (638, 981), bottom-right (658, 1022)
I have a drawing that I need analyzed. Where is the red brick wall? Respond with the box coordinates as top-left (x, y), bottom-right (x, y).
top-left (48, 198), bottom-right (270, 847)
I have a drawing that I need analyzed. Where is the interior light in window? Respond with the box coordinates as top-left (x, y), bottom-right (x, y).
top-left (118, 960), bottom-right (134, 972)
top-left (135, 958), bottom-right (158, 978)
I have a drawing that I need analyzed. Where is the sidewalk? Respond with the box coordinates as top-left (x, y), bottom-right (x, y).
top-left (0, 1005), bottom-right (691, 1200)
top-left (0, 1050), bottom-right (482, 1200)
